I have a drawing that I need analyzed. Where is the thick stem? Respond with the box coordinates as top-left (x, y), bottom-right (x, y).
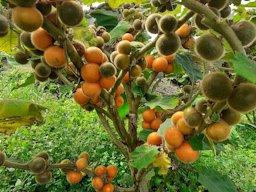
top-left (3, 160), bottom-right (29, 170)
top-left (53, 70), bottom-right (74, 88)
top-left (181, 0), bottom-right (245, 54)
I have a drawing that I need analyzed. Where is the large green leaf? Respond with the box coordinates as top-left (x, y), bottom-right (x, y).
top-left (82, 0), bottom-right (104, 6)
top-left (90, 9), bottom-right (119, 31)
top-left (107, 0), bottom-right (145, 8)
top-left (189, 134), bottom-right (204, 150)
top-left (110, 21), bottom-right (131, 40)
top-left (73, 26), bottom-right (97, 47)
top-left (144, 96), bottom-right (179, 110)
top-left (175, 53), bottom-right (202, 81)
top-left (0, 99), bottom-right (46, 134)
top-left (231, 52), bottom-right (256, 83)
top-left (11, 73), bottom-right (35, 91)
top-left (118, 95), bottom-right (129, 119)
top-left (243, 2), bottom-right (256, 7)
top-left (0, 31), bottom-right (18, 54)
top-left (198, 168), bottom-right (237, 192)
top-left (131, 145), bottom-right (159, 170)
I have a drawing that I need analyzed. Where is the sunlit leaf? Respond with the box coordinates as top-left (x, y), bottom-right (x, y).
top-left (110, 21), bottom-right (131, 40)
top-left (145, 96), bottom-right (179, 110)
top-left (107, 0), bottom-right (145, 8)
top-left (0, 31), bottom-right (18, 54)
top-left (11, 73), bottom-right (35, 91)
top-left (231, 52), bottom-right (256, 83)
top-left (131, 145), bottom-right (159, 170)
top-left (157, 118), bottom-right (173, 137)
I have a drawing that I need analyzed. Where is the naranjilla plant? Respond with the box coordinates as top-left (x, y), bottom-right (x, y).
top-left (0, 0), bottom-right (256, 191)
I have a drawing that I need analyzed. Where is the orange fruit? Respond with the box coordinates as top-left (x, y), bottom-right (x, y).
top-left (142, 109), bottom-right (156, 122)
top-left (106, 165), bottom-right (118, 178)
top-left (175, 141), bottom-right (199, 163)
top-left (123, 72), bottom-right (130, 82)
top-left (76, 158), bottom-right (88, 171)
top-left (171, 111), bottom-right (184, 125)
top-left (31, 28), bottom-right (53, 50)
top-left (95, 165), bottom-right (107, 176)
top-left (44, 46), bottom-right (66, 68)
top-left (102, 183), bottom-right (115, 192)
top-left (90, 96), bottom-right (100, 105)
top-left (165, 140), bottom-right (176, 152)
top-left (145, 55), bottom-right (155, 68)
top-left (205, 120), bottom-right (231, 142)
top-left (164, 127), bottom-right (184, 148)
top-left (84, 47), bottom-right (105, 64)
top-left (74, 88), bottom-right (90, 105)
top-left (164, 54), bottom-right (176, 63)
top-left (115, 95), bottom-right (124, 108)
top-left (100, 76), bottom-right (116, 90)
top-left (92, 176), bottom-right (104, 190)
top-left (152, 57), bottom-right (168, 72)
top-left (115, 84), bottom-right (124, 96)
top-left (142, 121), bottom-right (151, 129)
top-left (150, 118), bottom-right (162, 131)
top-left (81, 82), bottom-right (102, 98)
top-left (12, 7), bottom-right (43, 32)
top-left (106, 177), bottom-right (114, 182)
top-left (177, 118), bottom-right (193, 135)
top-left (183, 37), bottom-right (194, 49)
top-left (147, 132), bottom-right (162, 146)
top-left (79, 152), bottom-right (90, 160)
top-left (164, 64), bottom-right (174, 74)
top-left (176, 23), bottom-right (191, 38)
top-left (122, 33), bottom-right (134, 42)
top-left (80, 63), bottom-right (101, 83)
top-left (66, 171), bottom-right (82, 184)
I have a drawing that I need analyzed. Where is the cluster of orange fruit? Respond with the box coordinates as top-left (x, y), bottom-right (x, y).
top-left (73, 46), bottom-right (125, 108)
top-left (176, 23), bottom-right (194, 49)
top-left (145, 54), bottom-right (175, 74)
top-left (62, 152), bottom-right (89, 184)
top-left (164, 111), bottom-right (200, 163)
top-left (92, 165), bottom-right (118, 192)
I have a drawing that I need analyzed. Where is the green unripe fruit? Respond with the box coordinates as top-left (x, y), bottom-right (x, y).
top-left (221, 108), bottom-right (241, 125)
top-left (183, 85), bottom-right (192, 94)
top-left (156, 33), bottom-right (181, 56)
top-left (151, 0), bottom-right (161, 7)
top-left (35, 171), bottom-right (52, 185)
top-left (20, 32), bottom-right (35, 49)
top-left (145, 13), bottom-right (161, 34)
top-left (0, 152), bottom-right (6, 166)
top-left (0, 15), bottom-right (9, 37)
top-left (208, 0), bottom-right (229, 10)
top-left (14, 52), bottom-right (29, 65)
top-left (58, 1), bottom-right (84, 26)
top-left (123, 9), bottom-right (130, 17)
top-left (34, 74), bottom-right (48, 82)
top-left (195, 99), bottom-right (208, 114)
top-left (83, 104), bottom-right (94, 111)
top-left (159, 15), bottom-right (177, 33)
top-left (102, 31), bottom-right (111, 43)
top-left (35, 152), bottom-right (49, 161)
top-left (29, 157), bottom-right (47, 174)
top-left (135, 76), bottom-right (147, 87)
top-left (195, 8), bottom-right (220, 30)
top-left (59, 159), bottom-right (73, 173)
top-left (31, 49), bottom-right (44, 56)
top-left (35, 63), bottom-right (52, 78)
top-left (9, 0), bottom-right (37, 7)
top-left (114, 54), bottom-right (130, 70)
top-left (110, 51), bottom-right (118, 63)
top-left (137, 57), bottom-right (147, 70)
top-left (227, 83), bottom-right (256, 113)
top-left (133, 19), bottom-right (142, 30)
top-left (184, 107), bottom-right (203, 127)
top-left (130, 65), bottom-right (142, 78)
top-left (231, 21), bottom-right (256, 47)
top-left (36, 2), bottom-right (52, 16)
top-left (220, 6), bottom-right (231, 18)
top-left (96, 36), bottom-right (104, 47)
top-left (117, 40), bottom-right (132, 55)
top-left (195, 33), bottom-right (225, 61)
top-left (99, 62), bottom-right (117, 78)
top-left (31, 59), bottom-right (40, 69)
top-left (201, 72), bottom-right (233, 101)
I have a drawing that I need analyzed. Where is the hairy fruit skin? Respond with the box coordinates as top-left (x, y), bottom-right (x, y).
top-left (206, 120), bottom-right (231, 142)
top-left (58, 1), bottom-right (84, 27)
top-left (195, 34), bottom-right (225, 61)
top-left (227, 83), bottom-right (256, 113)
top-left (0, 15), bottom-right (9, 37)
top-left (156, 33), bottom-right (181, 56)
top-left (159, 15), bottom-right (177, 33)
top-left (221, 108), bottom-right (241, 125)
top-left (35, 171), bottom-right (52, 185)
top-left (145, 13), bottom-right (161, 34)
top-left (201, 72), bottom-right (233, 101)
top-left (12, 7), bottom-right (43, 32)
